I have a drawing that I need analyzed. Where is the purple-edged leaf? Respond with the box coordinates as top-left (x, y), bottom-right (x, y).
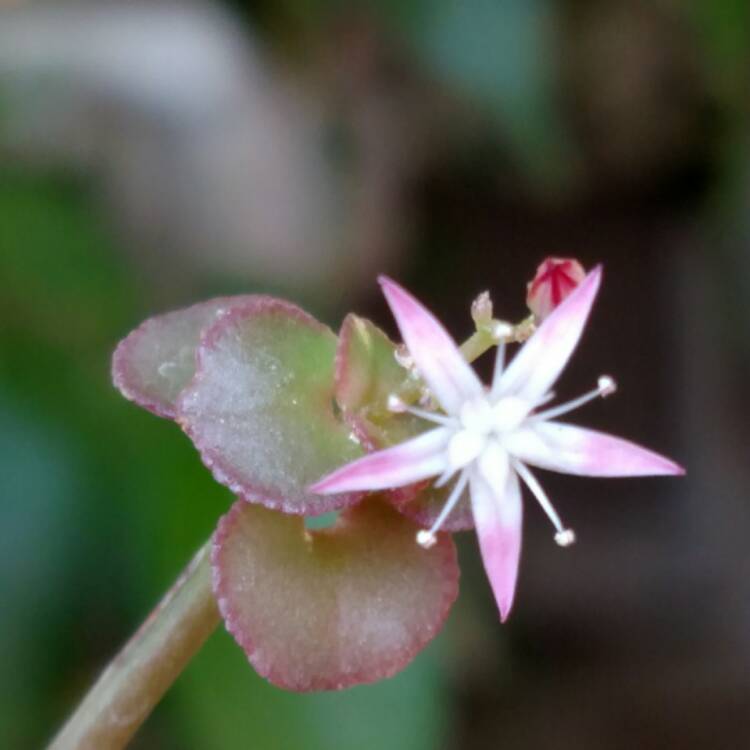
top-left (212, 498), bottom-right (459, 691)
top-left (177, 298), bottom-right (364, 515)
top-left (335, 314), bottom-right (426, 451)
top-left (336, 314), bottom-right (398, 410)
top-left (112, 296), bottom-right (256, 418)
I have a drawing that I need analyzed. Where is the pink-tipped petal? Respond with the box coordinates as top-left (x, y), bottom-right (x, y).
top-left (469, 464), bottom-right (523, 622)
top-left (496, 266), bottom-right (602, 403)
top-left (212, 498), bottom-right (459, 691)
top-left (505, 421), bottom-right (685, 477)
top-left (379, 276), bottom-right (483, 414)
top-left (310, 426), bottom-right (451, 494)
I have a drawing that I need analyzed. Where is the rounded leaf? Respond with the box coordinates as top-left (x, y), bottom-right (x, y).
top-left (336, 314), bottom-right (408, 414)
top-left (335, 314), bottom-right (424, 448)
top-left (112, 296), bottom-right (256, 418)
top-left (335, 315), bottom-right (429, 500)
top-left (212, 498), bottom-right (459, 691)
top-left (178, 298), bottom-right (364, 514)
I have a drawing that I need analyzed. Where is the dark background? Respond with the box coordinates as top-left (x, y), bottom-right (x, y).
top-left (1, 1), bottom-right (749, 747)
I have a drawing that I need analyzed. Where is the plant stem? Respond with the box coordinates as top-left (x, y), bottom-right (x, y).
top-left (460, 316), bottom-right (537, 363)
top-left (48, 541), bottom-right (220, 750)
top-left (459, 329), bottom-right (497, 363)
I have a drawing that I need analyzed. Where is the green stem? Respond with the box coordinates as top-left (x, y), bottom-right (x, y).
top-left (460, 316), bottom-right (536, 364)
top-left (459, 329), bottom-right (498, 363)
top-left (48, 541), bottom-right (220, 750)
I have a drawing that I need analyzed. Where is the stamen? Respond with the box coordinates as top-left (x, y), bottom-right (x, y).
top-left (490, 320), bottom-right (513, 342)
top-left (434, 466), bottom-right (457, 488)
top-left (531, 375), bottom-right (617, 422)
top-left (490, 342), bottom-right (507, 399)
top-left (416, 470), bottom-right (470, 548)
top-left (554, 529), bottom-right (576, 547)
top-left (471, 291), bottom-right (493, 326)
top-left (489, 323), bottom-right (513, 398)
top-left (388, 394), bottom-right (454, 426)
top-left (394, 346), bottom-right (413, 369)
top-left (598, 375), bottom-right (617, 397)
top-left (404, 405), bottom-right (455, 427)
top-left (535, 391), bottom-right (557, 408)
top-left (492, 339), bottom-right (505, 390)
top-left (512, 460), bottom-right (575, 545)
top-left (416, 530), bottom-right (437, 549)
top-left (387, 394), bottom-right (407, 413)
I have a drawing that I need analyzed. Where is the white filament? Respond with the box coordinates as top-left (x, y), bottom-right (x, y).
top-left (512, 459), bottom-right (574, 545)
top-left (531, 375), bottom-right (617, 423)
top-left (417, 470), bottom-right (470, 547)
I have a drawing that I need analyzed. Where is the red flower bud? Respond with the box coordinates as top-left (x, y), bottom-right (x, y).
top-left (526, 257), bottom-right (586, 321)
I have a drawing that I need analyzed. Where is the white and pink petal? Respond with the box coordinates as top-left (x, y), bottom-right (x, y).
top-left (379, 276), bottom-right (483, 414)
top-left (504, 421), bottom-right (685, 477)
top-left (469, 462), bottom-right (523, 622)
top-left (496, 266), bottom-right (602, 404)
top-left (310, 426), bottom-right (451, 494)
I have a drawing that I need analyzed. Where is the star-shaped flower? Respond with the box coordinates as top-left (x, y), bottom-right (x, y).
top-left (311, 266), bottom-right (684, 621)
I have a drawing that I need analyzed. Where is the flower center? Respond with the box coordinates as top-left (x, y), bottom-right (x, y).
top-left (447, 429), bottom-right (486, 470)
top-left (413, 375), bottom-right (618, 549)
top-left (458, 398), bottom-right (494, 434)
top-left (491, 396), bottom-right (532, 433)
top-left (446, 395), bottom-right (537, 472)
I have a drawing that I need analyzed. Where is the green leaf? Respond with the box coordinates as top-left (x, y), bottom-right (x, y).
top-left (178, 297), bottom-right (365, 515)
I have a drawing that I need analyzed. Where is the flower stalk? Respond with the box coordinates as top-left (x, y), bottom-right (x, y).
top-left (459, 315), bottom-right (536, 364)
top-left (48, 542), bottom-right (219, 750)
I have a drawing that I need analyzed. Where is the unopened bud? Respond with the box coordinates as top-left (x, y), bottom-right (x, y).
top-left (471, 291), bottom-right (493, 327)
top-left (394, 345), bottom-right (413, 370)
top-left (527, 258), bottom-right (586, 321)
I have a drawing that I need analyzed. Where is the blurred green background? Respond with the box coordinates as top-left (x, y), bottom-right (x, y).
top-left (1, 1), bottom-right (749, 747)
